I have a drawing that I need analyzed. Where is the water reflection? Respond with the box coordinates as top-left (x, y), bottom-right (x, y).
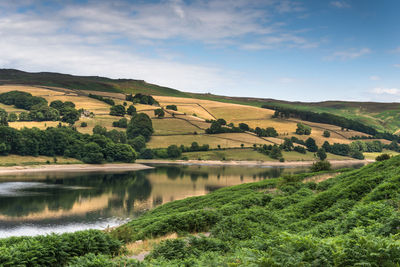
top-left (0, 164), bottom-right (364, 237)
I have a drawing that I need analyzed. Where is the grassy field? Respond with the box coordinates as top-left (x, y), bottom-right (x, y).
top-left (9, 121), bottom-right (66, 130)
top-left (363, 150), bottom-right (400, 160)
top-left (0, 155), bottom-right (81, 166)
top-left (152, 118), bottom-right (205, 135)
top-left (182, 149), bottom-right (351, 161)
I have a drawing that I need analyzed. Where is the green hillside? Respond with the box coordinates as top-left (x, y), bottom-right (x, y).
top-left (109, 156), bottom-right (400, 265)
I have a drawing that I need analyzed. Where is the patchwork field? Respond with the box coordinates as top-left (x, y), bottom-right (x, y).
top-left (0, 84), bottom-right (385, 162)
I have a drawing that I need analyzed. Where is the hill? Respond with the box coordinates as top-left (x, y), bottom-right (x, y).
top-left (2, 69), bottom-right (400, 134)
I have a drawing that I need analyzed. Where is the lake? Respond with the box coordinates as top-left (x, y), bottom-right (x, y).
top-left (0, 163), bottom-right (364, 238)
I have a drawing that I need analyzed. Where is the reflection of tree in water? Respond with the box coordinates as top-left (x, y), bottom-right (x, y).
top-left (0, 171), bottom-right (152, 217)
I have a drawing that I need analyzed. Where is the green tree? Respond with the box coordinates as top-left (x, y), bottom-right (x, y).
top-left (127, 113), bottom-right (154, 141)
top-left (8, 112), bottom-right (18, 122)
top-left (305, 137), bottom-right (318, 152)
top-left (128, 135), bottom-right (146, 152)
top-left (127, 105), bottom-right (137, 115)
top-left (296, 123), bottom-right (311, 135)
top-left (323, 130), bottom-right (331, 138)
top-left (62, 108), bottom-right (80, 124)
top-left (167, 145), bottom-right (181, 158)
top-left (317, 148), bottom-right (327, 161)
top-left (0, 108), bottom-right (8, 126)
top-left (82, 142), bottom-right (104, 164)
top-left (110, 105), bottom-right (126, 116)
top-left (154, 108), bottom-right (165, 118)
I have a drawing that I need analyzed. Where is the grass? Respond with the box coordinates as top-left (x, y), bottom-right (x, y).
top-left (152, 118), bottom-right (205, 135)
top-left (148, 133), bottom-right (277, 149)
top-left (0, 154), bottom-right (81, 166)
top-left (363, 149), bottom-right (400, 160)
top-left (182, 148), bottom-right (351, 161)
top-left (9, 121), bottom-right (66, 130)
top-left (76, 115), bottom-right (125, 134)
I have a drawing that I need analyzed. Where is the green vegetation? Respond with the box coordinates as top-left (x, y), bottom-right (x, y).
top-left (88, 93), bottom-right (115, 105)
top-left (107, 157), bottom-right (400, 265)
top-left (0, 230), bottom-right (122, 266)
top-left (154, 108), bottom-right (165, 118)
top-left (296, 123), bottom-right (311, 135)
top-left (166, 104), bottom-right (177, 111)
top-left (109, 104), bottom-right (126, 116)
top-left (127, 93), bottom-right (159, 105)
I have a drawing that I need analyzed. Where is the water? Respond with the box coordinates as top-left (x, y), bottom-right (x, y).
top-left (0, 164), bottom-right (364, 238)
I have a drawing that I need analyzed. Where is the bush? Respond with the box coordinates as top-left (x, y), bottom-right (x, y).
top-left (109, 105), bottom-right (126, 116)
top-left (112, 117), bottom-right (128, 128)
top-left (296, 123), bottom-right (311, 135)
top-left (323, 130), bottom-right (331, 138)
top-left (376, 153), bottom-right (391, 161)
top-left (166, 105), bottom-right (178, 111)
top-left (310, 160), bottom-right (331, 172)
top-left (80, 122), bottom-right (88, 127)
top-left (167, 145), bottom-right (181, 158)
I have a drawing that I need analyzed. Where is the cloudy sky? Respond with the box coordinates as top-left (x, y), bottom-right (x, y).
top-left (0, 0), bottom-right (399, 101)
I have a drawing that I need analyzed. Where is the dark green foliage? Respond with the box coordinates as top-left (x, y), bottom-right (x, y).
top-left (0, 108), bottom-right (8, 126)
top-left (7, 112), bottom-right (17, 122)
top-left (179, 142), bottom-right (209, 153)
top-left (280, 138), bottom-right (294, 151)
top-left (205, 120), bottom-right (243, 134)
top-left (167, 145), bottom-right (181, 158)
top-left (323, 130), bottom-right (330, 137)
top-left (127, 105), bottom-right (136, 115)
top-left (0, 90), bottom-right (47, 110)
top-left (255, 126), bottom-right (278, 137)
top-left (294, 145), bottom-right (306, 154)
top-left (127, 113), bottom-right (154, 141)
top-left (128, 135), bottom-right (146, 152)
top-left (0, 230), bottom-right (122, 266)
top-left (113, 117), bottom-right (128, 128)
top-left (238, 123), bottom-right (249, 131)
top-left (310, 160), bottom-right (331, 172)
top-left (376, 153), bottom-right (391, 161)
top-left (295, 123), bottom-right (311, 135)
top-left (88, 93), bottom-right (115, 105)
top-left (317, 148), bottom-right (327, 160)
top-left (166, 105), bottom-right (177, 111)
top-left (305, 137), bottom-right (318, 152)
top-left (0, 125), bottom-right (134, 164)
top-left (80, 122), bottom-right (88, 127)
top-left (110, 105), bottom-right (126, 116)
top-left (154, 108), bottom-right (165, 118)
top-left (131, 93), bottom-right (159, 105)
top-left (61, 108), bottom-right (80, 124)
top-left (263, 103), bottom-right (378, 136)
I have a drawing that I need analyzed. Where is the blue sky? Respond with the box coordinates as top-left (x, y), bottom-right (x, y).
top-left (0, 0), bottom-right (399, 102)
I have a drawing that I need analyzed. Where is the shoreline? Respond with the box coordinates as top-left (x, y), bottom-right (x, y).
top-left (136, 159), bottom-right (374, 167)
top-left (0, 163), bottom-right (153, 176)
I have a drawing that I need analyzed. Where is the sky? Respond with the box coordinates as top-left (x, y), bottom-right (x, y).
top-left (0, 0), bottom-right (399, 102)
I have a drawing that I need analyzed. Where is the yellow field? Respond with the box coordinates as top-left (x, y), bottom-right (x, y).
top-left (9, 121), bottom-right (66, 130)
top-left (0, 103), bottom-right (26, 113)
top-left (76, 115), bottom-right (125, 134)
top-left (152, 118), bottom-right (205, 135)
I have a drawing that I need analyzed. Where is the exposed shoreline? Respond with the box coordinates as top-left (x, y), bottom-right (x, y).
top-left (0, 163), bottom-right (153, 176)
top-left (136, 159), bottom-right (374, 167)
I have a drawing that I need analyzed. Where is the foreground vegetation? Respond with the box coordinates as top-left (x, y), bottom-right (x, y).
top-left (2, 154), bottom-right (400, 265)
top-left (109, 156), bottom-right (400, 266)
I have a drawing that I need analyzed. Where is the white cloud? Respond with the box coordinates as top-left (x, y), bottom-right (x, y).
top-left (326, 48), bottom-right (371, 61)
top-left (330, 1), bottom-right (351, 8)
top-left (369, 75), bottom-right (380, 81)
top-left (371, 87), bottom-right (400, 95)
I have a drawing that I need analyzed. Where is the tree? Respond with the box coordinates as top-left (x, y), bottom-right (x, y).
top-left (239, 123), bottom-right (249, 131)
top-left (0, 108), bottom-right (8, 126)
top-left (216, 118), bottom-right (226, 125)
top-left (317, 148), bottom-right (327, 161)
top-left (8, 112), bottom-right (18, 122)
top-left (127, 113), bottom-right (154, 141)
top-left (127, 105), bottom-right (137, 115)
top-left (310, 160), bottom-right (331, 172)
top-left (110, 105), bottom-right (126, 116)
top-left (128, 135), bottom-right (146, 152)
top-left (61, 108), bottom-right (80, 124)
top-left (82, 142), bottom-right (104, 164)
top-left (270, 145), bottom-right (282, 159)
top-left (113, 117), bottom-right (128, 128)
top-left (296, 123), bottom-right (311, 135)
top-left (376, 153), bottom-right (390, 161)
top-left (323, 130), bottom-right (331, 138)
top-left (80, 122), bottom-right (88, 127)
top-left (93, 125), bottom-right (107, 136)
top-left (154, 108), bottom-right (165, 118)
top-left (166, 105), bottom-right (177, 111)
top-left (322, 141), bottom-right (331, 153)
top-left (190, 142), bottom-right (200, 151)
top-left (167, 145), bottom-right (181, 158)
top-left (305, 137), bottom-right (318, 152)
top-left (281, 138), bottom-right (294, 151)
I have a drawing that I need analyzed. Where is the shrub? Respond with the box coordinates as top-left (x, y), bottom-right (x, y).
top-left (310, 160), bottom-right (331, 172)
top-left (166, 105), bottom-right (178, 111)
top-left (323, 130), bottom-right (331, 137)
top-left (80, 122), bottom-right (88, 127)
top-left (376, 153), bottom-right (391, 161)
top-left (109, 105), bottom-right (126, 116)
